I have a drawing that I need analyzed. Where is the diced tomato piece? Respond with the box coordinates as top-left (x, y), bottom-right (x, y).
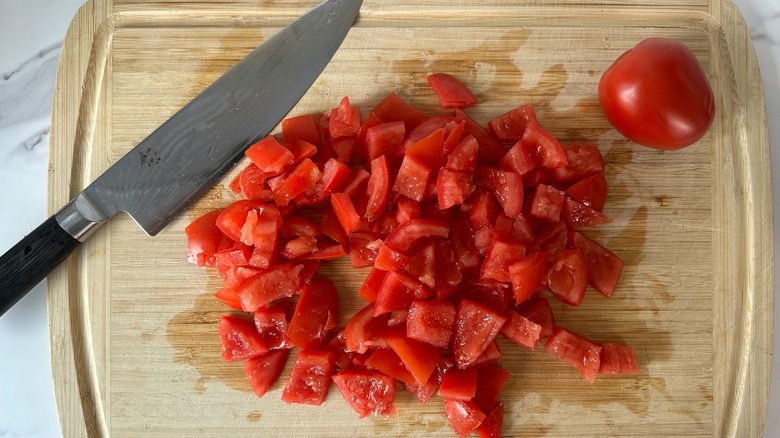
top-left (371, 92), bottom-right (429, 131)
top-left (236, 264), bottom-right (303, 312)
top-left (403, 116), bottom-right (456, 149)
top-left (287, 140), bottom-right (318, 166)
top-left (343, 168), bottom-right (371, 200)
top-left (449, 218), bottom-right (482, 273)
top-left (228, 173), bottom-right (242, 194)
top-left (387, 309), bottom-right (409, 327)
top-left (282, 350), bottom-right (336, 405)
top-left (480, 236), bottom-right (527, 283)
top-left (508, 252), bottom-right (547, 305)
top-left (214, 200), bottom-right (265, 242)
top-left (550, 144), bottom-right (605, 184)
top-left (320, 208), bottom-right (348, 247)
top-left (358, 268), bottom-right (386, 303)
top-left (530, 221), bottom-right (568, 262)
top-left (396, 196), bottom-right (421, 223)
top-left (215, 285), bottom-right (243, 310)
top-left (566, 172), bottom-right (608, 212)
top-left (282, 114), bottom-right (319, 146)
top-left (544, 328), bottom-right (602, 383)
top-left (280, 235), bottom-right (318, 259)
top-left (510, 214), bottom-right (537, 243)
top-left (598, 343), bottom-right (638, 375)
top-left (238, 164), bottom-right (272, 200)
top-left (254, 306), bottom-right (293, 350)
top-left (304, 158), bottom-right (352, 204)
top-left (454, 109), bottom-right (506, 165)
top-left (356, 112), bottom-right (384, 157)
top-left (186, 209), bottom-right (224, 267)
top-left (241, 208), bottom-right (283, 268)
top-left (488, 103), bottom-right (538, 141)
top-left (245, 349), bottom-right (290, 398)
top-left (439, 367), bottom-right (478, 401)
top-left (452, 299), bottom-right (507, 369)
top-left (406, 300), bottom-right (456, 349)
top-left (406, 127), bottom-right (446, 168)
top-left (382, 327), bottom-right (441, 385)
top-left (569, 231), bottom-right (624, 297)
top-left (366, 121), bottom-right (405, 161)
top-left (393, 154), bottom-right (432, 203)
top-left (245, 136), bottom-right (294, 174)
top-left (428, 73), bottom-right (479, 109)
top-left (561, 196), bottom-right (612, 229)
top-left (329, 96), bottom-right (361, 139)
top-left (458, 279), bottom-right (512, 314)
top-left (404, 370), bottom-right (442, 404)
top-left (483, 168), bottom-right (523, 218)
top-left (500, 309), bottom-right (542, 349)
top-left (475, 403), bottom-right (504, 438)
top-left (301, 242), bottom-right (348, 260)
top-left (287, 279), bottom-right (339, 350)
top-left (521, 168), bottom-right (554, 190)
top-left (500, 140), bottom-right (535, 176)
top-left (296, 261), bottom-right (320, 286)
top-left (446, 135), bottom-right (479, 172)
top-left (469, 191), bottom-right (501, 229)
top-left (474, 365), bottom-right (510, 412)
top-left (472, 341), bottom-right (502, 367)
top-left (331, 192), bottom-right (361, 235)
top-left (402, 239), bottom-right (437, 288)
top-left (324, 329), bottom-right (354, 371)
top-left (281, 216), bottom-right (320, 239)
top-left (444, 399), bottom-right (487, 438)
top-left (472, 226), bottom-right (493, 256)
top-left (219, 316), bottom-right (268, 362)
top-left (517, 297), bottom-right (556, 338)
top-left (547, 248), bottom-right (589, 306)
top-left (331, 137), bottom-right (355, 163)
top-left (333, 369), bottom-right (398, 418)
top-left (438, 169), bottom-right (475, 210)
top-left (364, 348), bottom-right (416, 384)
top-left (523, 121), bottom-right (568, 169)
top-left (435, 240), bottom-right (463, 299)
top-left (374, 271), bottom-right (433, 315)
top-left (528, 184), bottom-right (565, 223)
top-left (349, 232), bottom-right (381, 268)
top-left (365, 156), bottom-right (391, 221)
top-left (384, 218), bottom-right (449, 254)
top-left (374, 243), bottom-right (411, 271)
top-left (345, 304), bottom-right (389, 354)
top-left (273, 158), bottom-right (320, 206)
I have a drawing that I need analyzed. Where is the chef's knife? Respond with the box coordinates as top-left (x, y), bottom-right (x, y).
top-left (0, 0), bottom-right (362, 317)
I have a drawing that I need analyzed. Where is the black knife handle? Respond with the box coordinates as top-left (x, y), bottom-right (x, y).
top-left (0, 215), bottom-right (81, 317)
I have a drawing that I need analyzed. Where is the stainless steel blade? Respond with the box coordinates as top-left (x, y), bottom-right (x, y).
top-left (57, 0), bottom-right (361, 238)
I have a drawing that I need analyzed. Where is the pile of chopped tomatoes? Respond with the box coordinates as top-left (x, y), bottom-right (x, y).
top-left (186, 73), bottom-right (637, 437)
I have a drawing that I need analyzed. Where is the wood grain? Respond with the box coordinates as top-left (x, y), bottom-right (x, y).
top-left (48, 1), bottom-right (772, 437)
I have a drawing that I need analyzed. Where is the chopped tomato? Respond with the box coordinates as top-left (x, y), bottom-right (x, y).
top-left (280, 235), bottom-right (318, 259)
top-left (488, 103), bottom-right (538, 141)
top-left (371, 92), bottom-right (429, 131)
top-left (320, 208), bottom-right (348, 247)
top-left (241, 207), bottom-right (283, 268)
top-left (333, 369), bottom-right (398, 418)
top-left (282, 350), bottom-right (336, 405)
top-left (215, 285), bottom-right (243, 310)
top-left (356, 112), bottom-right (384, 157)
top-left (245, 349), bottom-right (290, 398)
top-left (569, 231), bottom-right (624, 297)
top-left (382, 327), bottom-right (441, 385)
top-left (522, 121), bottom-right (568, 169)
top-left (500, 140), bottom-right (535, 176)
top-left (287, 279), bottom-right (339, 350)
top-left (480, 236), bottom-right (527, 283)
top-left (444, 398), bottom-right (487, 438)
top-left (374, 243), bottom-right (411, 271)
top-left (287, 140), bottom-right (318, 165)
top-left (301, 242), bottom-right (348, 260)
top-left (306, 158), bottom-right (351, 204)
top-left (358, 268), bottom-right (386, 303)
top-left (566, 172), bottom-right (608, 212)
top-left (331, 192), bottom-right (361, 235)
top-left (385, 219), bottom-right (449, 254)
top-left (469, 191), bottom-right (501, 231)
top-left (454, 109), bottom-right (506, 165)
top-left (185, 209), bottom-right (224, 267)
top-left (500, 309), bottom-right (542, 349)
top-left (428, 73), bottom-right (479, 109)
top-left (366, 156), bottom-right (391, 221)
top-left (366, 121), bottom-right (406, 161)
top-left (516, 297), bottom-right (556, 338)
top-left (483, 168), bottom-right (523, 218)
top-left (439, 367), bottom-right (477, 401)
top-left (458, 279), bottom-right (512, 314)
top-left (446, 135), bottom-right (479, 172)
top-left (451, 299), bottom-right (507, 369)
top-left (508, 252), bottom-right (547, 305)
top-left (406, 127), bottom-right (446, 168)
top-left (544, 328), bottom-right (602, 383)
top-left (331, 136), bottom-right (355, 163)
top-left (435, 240), bottom-right (464, 299)
top-left (393, 154), bottom-right (432, 203)
top-left (530, 222), bottom-right (568, 262)
top-left (396, 196), bottom-right (421, 223)
top-left (547, 248), bottom-right (589, 306)
top-left (343, 168), bottom-right (371, 200)
top-left (374, 271), bottom-right (433, 315)
top-left (282, 114), bottom-right (321, 146)
top-left (403, 116), bottom-right (455, 150)
top-left (349, 232), bottom-right (381, 268)
top-left (345, 304), bottom-right (389, 354)
top-left (324, 329), bottom-right (354, 371)
top-left (561, 197), bottom-right (612, 229)
top-left (437, 169), bottom-right (475, 209)
top-left (528, 184), bottom-right (566, 223)
top-left (474, 365), bottom-right (509, 412)
top-left (472, 341), bottom-right (502, 367)
top-left (329, 96), bottom-right (361, 138)
top-left (245, 136), bottom-right (294, 174)
top-left (449, 218), bottom-right (482, 273)
top-left (236, 264), bottom-right (303, 312)
top-left (273, 158), bottom-right (321, 206)
top-left (239, 164), bottom-right (272, 200)
top-left (550, 144), bottom-right (605, 184)
top-left (364, 348), bottom-right (416, 384)
top-left (219, 316), bottom-right (267, 362)
top-left (214, 200), bottom-right (264, 241)
top-left (254, 306), bottom-right (293, 350)
top-left (407, 300), bottom-right (456, 349)
top-left (475, 403), bottom-right (504, 438)
top-left (598, 343), bottom-right (638, 375)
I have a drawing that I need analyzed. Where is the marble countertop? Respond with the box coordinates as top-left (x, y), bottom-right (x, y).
top-left (0, 0), bottom-right (778, 436)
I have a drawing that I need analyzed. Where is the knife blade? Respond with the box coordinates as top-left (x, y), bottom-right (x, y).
top-left (0, 0), bottom-right (363, 317)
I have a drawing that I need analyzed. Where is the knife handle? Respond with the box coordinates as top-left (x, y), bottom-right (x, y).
top-left (0, 215), bottom-right (81, 317)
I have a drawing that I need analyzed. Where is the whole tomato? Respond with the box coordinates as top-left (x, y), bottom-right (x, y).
top-left (598, 38), bottom-right (715, 150)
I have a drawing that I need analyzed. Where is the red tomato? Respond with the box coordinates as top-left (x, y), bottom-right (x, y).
top-left (457, 279), bottom-right (512, 314)
top-left (287, 279), bottom-right (339, 350)
top-left (528, 184), bottom-right (566, 224)
top-left (469, 191), bottom-right (501, 230)
top-left (304, 158), bottom-right (351, 204)
top-left (384, 219), bottom-right (449, 254)
top-left (345, 304), bottom-right (391, 354)
top-left (566, 172), bottom-right (608, 212)
top-left (287, 139), bottom-right (318, 165)
top-left (599, 38), bottom-right (715, 150)
top-left (437, 169), bottom-right (475, 210)
top-left (356, 112), bottom-right (384, 157)
top-left (236, 264), bottom-right (303, 312)
top-left (500, 140), bottom-right (535, 176)
top-left (544, 328), bottom-right (602, 383)
top-left (454, 109), bottom-right (507, 165)
top-left (396, 196), bottom-right (421, 223)
top-left (219, 316), bottom-right (267, 362)
top-left (366, 121), bottom-right (406, 161)
top-left (475, 403), bottom-right (504, 438)
top-left (522, 121), bottom-right (568, 169)
top-left (550, 144), bottom-right (605, 184)
top-left (508, 252), bottom-right (547, 305)
top-left (406, 300), bottom-right (456, 349)
top-left (357, 268), bottom-right (386, 303)
top-left (348, 232), bottom-right (381, 268)
top-left (405, 127), bottom-right (447, 168)
top-left (488, 103), bottom-right (538, 141)
top-left (238, 164), bottom-right (272, 201)
top-left (483, 168), bottom-right (523, 218)
top-left (439, 367), bottom-right (478, 401)
top-left (329, 96), bottom-right (361, 138)
top-left (598, 342), bottom-right (638, 375)
top-left (331, 192), bottom-right (361, 235)
top-left (500, 309), bottom-right (542, 349)
top-left (547, 248), bottom-right (589, 306)
top-left (451, 299), bottom-right (507, 369)
top-left (516, 297), bottom-right (556, 338)
top-left (403, 116), bottom-right (454, 150)
top-left (320, 208), bottom-right (348, 247)
top-left (471, 341), bottom-right (502, 367)
top-left (427, 73), bottom-right (479, 109)
top-left (214, 199), bottom-right (264, 242)
top-left (403, 239), bottom-right (437, 288)
top-left (365, 156), bottom-right (391, 221)
top-left (569, 231), bottom-right (624, 297)
top-left (273, 158), bottom-right (321, 206)
top-left (245, 136), bottom-right (294, 174)
top-left (382, 327), bottom-right (441, 385)
top-left (254, 306), bottom-right (293, 350)
top-left (374, 271), bottom-right (433, 315)
top-left (280, 235), bottom-right (317, 259)
top-left (393, 154), bottom-right (432, 202)
top-left (282, 114), bottom-right (321, 146)
top-left (214, 285), bottom-right (243, 310)
top-left (281, 215), bottom-right (320, 239)
top-left (244, 349), bottom-right (290, 398)
top-left (444, 399), bottom-right (487, 438)
top-left (333, 369), bottom-right (398, 418)
top-left (324, 328), bottom-right (354, 371)
top-left (371, 92), bottom-right (429, 131)
top-left (364, 348), bottom-right (416, 384)
top-left (185, 209), bottom-right (224, 267)
top-left (480, 235), bottom-right (527, 283)
top-left (561, 197), bottom-right (612, 229)
top-left (282, 350), bottom-right (336, 405)
top-left (474, 365), bottom-right (509, 412)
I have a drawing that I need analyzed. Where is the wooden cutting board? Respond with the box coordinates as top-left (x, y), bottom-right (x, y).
top-left (47, 0), bottom-right (772, 436)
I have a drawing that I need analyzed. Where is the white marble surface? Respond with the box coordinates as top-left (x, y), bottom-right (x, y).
top-left (0, 0), bottom-right (778, 436)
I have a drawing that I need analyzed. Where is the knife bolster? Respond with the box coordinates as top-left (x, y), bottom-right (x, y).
top-left (55, 194), bottom-right (109, 242)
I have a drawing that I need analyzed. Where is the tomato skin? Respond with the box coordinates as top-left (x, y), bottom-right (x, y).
top-left (364, 348), bottom-right (417, 384)
top-left (474, 365), bottom-right (509, 412)
top-left (393, 154), bottom-right (432, 203)
top-left (245, 136), bottom-right (294, 175)
top-left (508, 252), bottom-right (547, 305)
top-left (236, 264), bottom-right (303, 312)
top-left (488, 103), bottom-right (538, 141)
top-left (598, 38), bottom-right (715, 150)
top-left (566, 172), bottom-right (608, 212)
top-left (517, 297), bottom-right (556, 338)
top-left (427, 73), bottom-right (479, 109)
top-left (382, 327), bottom-right (441, 385)
top-left (500, 309), bottom-right (543, 349)
top-left (438, 367), bottom-right (478, 401)
top-left (282, 114), bottom-right (321, 147)
top-left (568, 231), bottom-right (624, 297)
top-left (185, 209), bottom-right (224, 267)
top-left (475, 403), bottom-right (503, 438)
top-left (254, 306), bottom-right (293, 350)
top-left (366, 156), bottom-right (391, 221)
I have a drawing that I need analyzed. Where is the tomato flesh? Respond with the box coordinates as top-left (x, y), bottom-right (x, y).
top-left (598, 342), bottom-right (638, 375)
top-left (406, 300), bottom-right (456, 349)
top-left (282, 350), bottom-right (336, 405)
top-left (500, 309), bottom-right (542, 349)
top-left (287, 279), bottom-right (339, 350)
top-left (245, 136), bottom-right (294, 174)
top-left (544, 328), bottom-right (602, 383)
top-left (185, 209), bottom-right (224, 267)
top-left (245, 349), bottom-right (290, 398)
top-left (451, 299), bottom-right (507, 369)
top-left (444, 399), bottom-right (487, 438)
top-left (219, 316), bottom-right (267, 362)
top-left (333, 369), bottom-right (398, 418)
top-left (427, 73), bottom-right (479, 109)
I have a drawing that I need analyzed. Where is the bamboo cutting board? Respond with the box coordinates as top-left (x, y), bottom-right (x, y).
top-left (47, 0), bottom-right (772, 436)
